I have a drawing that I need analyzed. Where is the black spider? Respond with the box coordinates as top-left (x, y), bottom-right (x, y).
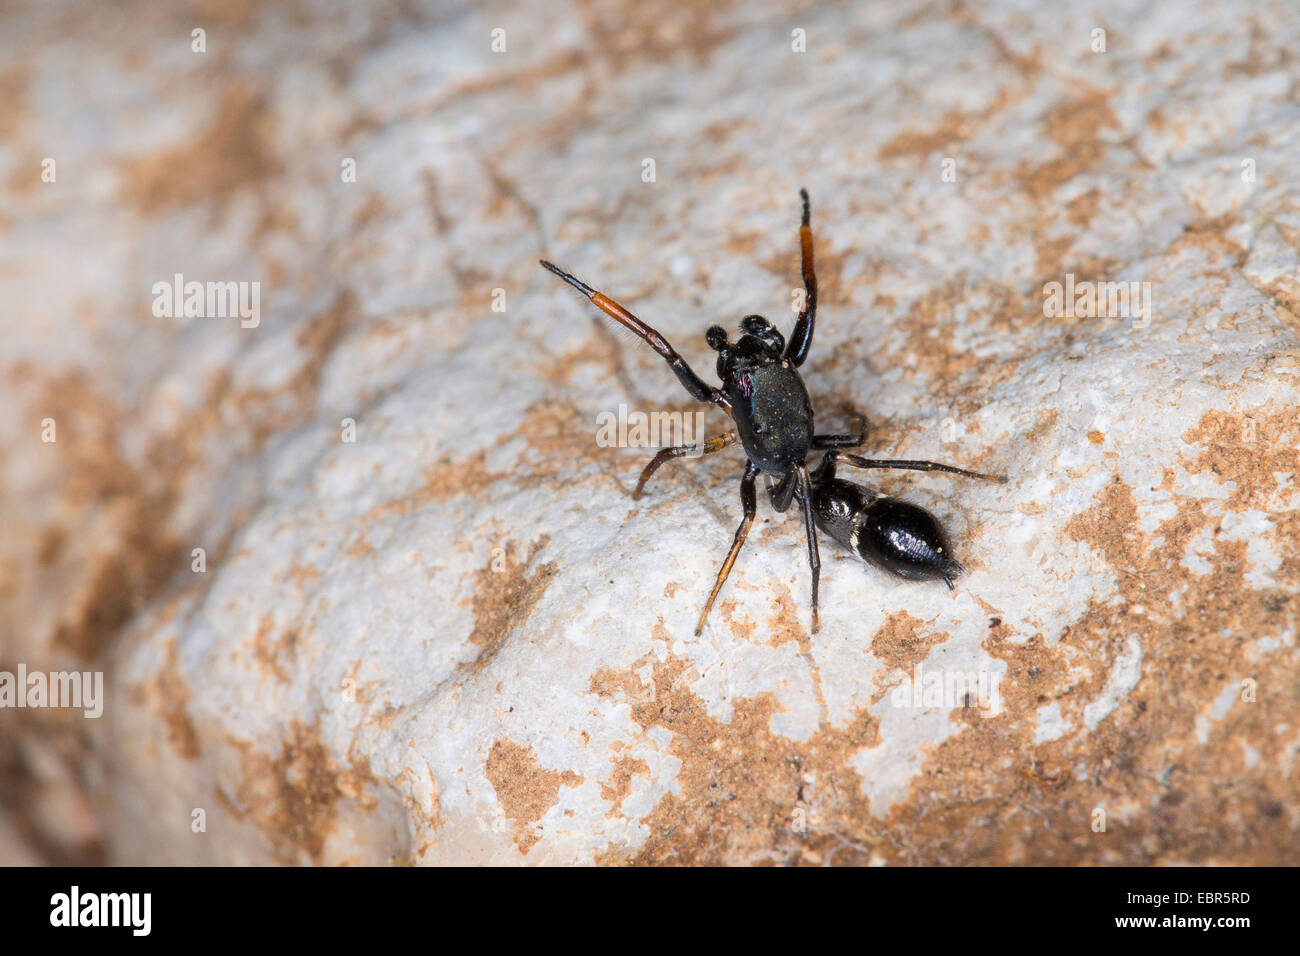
top-left (541, 190), bottom-right (1004, 633)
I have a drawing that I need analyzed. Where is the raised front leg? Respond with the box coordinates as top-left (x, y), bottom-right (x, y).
top-left (540, 260), bottom-right (730, 410)
top-left (783, 188), bottom-right (818, 368)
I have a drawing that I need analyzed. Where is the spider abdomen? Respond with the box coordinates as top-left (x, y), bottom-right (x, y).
top-left (813, 477), bottom-right (964, 588)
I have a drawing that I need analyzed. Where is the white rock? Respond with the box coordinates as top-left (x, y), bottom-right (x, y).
top-left (4, 0), bottom-right (1298, 865)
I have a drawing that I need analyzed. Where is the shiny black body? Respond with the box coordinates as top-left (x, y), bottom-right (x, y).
top-left (710, 317), bottom-right (815, 476)
top-left (540, 189), bottom-right (1004, 634)
top-left (810, 452), bottom-right (963, 588)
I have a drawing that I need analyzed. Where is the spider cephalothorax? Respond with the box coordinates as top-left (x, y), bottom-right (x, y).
top-left (707, 316), bottom-right (813, 476)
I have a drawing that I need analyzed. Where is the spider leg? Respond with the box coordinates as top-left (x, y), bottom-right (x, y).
top-left (811, 451), bottom-right (837, 484)
top-left (633, 430), bottom-right (738, 499)
top-left (794, 463), bottom-right (821, 633)
top-left (811, 431), bottom-right (865, 450)
top-left (766, 464), bottom-right (818, 632)
top-left (540, 260), bottom-right (730, 411)
top-left (834, 453), bottom-right (1007, 483)
top-left (783, 188), bottom-right (818, 368)
top-left (696, 461), bottom-right (759, 635)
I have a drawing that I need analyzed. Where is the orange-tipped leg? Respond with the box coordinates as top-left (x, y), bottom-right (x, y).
top-left (540, 259), bottom-right (728, 409)
top-left (695, 462), bottom-right (758, 635)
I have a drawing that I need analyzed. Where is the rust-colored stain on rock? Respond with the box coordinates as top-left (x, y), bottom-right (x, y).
top-left (466, 536), bottom-right (557, 673)
top-left (485, 739), bottom-right (582, 854)
top-left (154, 640), bottom-right (201, 761)
top-left (869, 610), bottom-right (949, 673)
top-left (118, 85), bottom-right (282, 215)
top-left (226, 721), bottom-right (380, 865)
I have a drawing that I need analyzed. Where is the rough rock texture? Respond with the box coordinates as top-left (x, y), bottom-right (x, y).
top-left (3, 0), bottom-right (1299, 864)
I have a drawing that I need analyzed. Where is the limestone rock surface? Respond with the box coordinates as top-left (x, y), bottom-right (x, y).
top-left (2, 0), bottom-right (1299, 864)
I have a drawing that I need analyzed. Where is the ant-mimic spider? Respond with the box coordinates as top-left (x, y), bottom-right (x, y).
top-left (540, 189), bottom-right (1005, 635)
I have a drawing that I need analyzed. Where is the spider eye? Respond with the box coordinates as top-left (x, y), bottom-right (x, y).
top-left (740, 315), bottom-right (784, 354)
